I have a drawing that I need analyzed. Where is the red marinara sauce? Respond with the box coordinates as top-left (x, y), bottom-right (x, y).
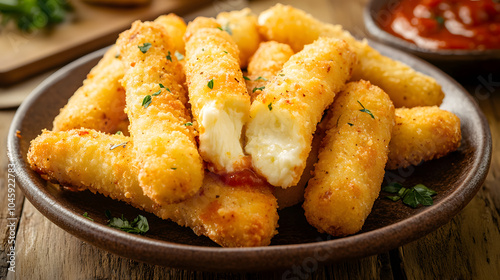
top-left (380, 0), bottom-right (500, 50)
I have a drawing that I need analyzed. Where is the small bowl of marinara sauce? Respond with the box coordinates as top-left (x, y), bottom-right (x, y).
top-left (365, 0), bottom-right (500, 77)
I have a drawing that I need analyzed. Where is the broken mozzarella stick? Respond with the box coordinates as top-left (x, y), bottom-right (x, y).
top-left (27, 129), bottom-right (279, 247)
top-left (184, 26), bottom-right (251, 173)
top-left (117, 21), bottom-right (204, 204)
top-left (245, 37), bottom-right (357, 188)
top-left (257, 4), bottom-right (444, 108)
top-left (52, 45), bottom-right (127, 133)
top-left (387, 106), bottom-right (461, 170)
top-left (245, 41), bottom-right (294, 101)
top-left (303, 81), bottom-right (395, 237)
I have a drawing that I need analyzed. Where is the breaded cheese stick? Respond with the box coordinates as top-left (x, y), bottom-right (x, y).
top-left (154, 13), bottom-right (187, 55)
top-left (27, 129), bottom-right (278, 247)
top-left (184, 17), bottom-right (221, 42)
top-left (185, 27), bottom-right (251, 173)
top-left (257, 4), bottom-right (444, 108)
top-left (216, 8), bottom-right (262, 68)
top-left (245, 37), bottom-right (357, 188)
top-left (303, 81), bottom-right (395, 237)
top-left (52, 45), bottom-right (127, 133)
top-left (245, 41), bottom-right (294, 101)
top-left (387, 106), bottom-right (461, 170)
top-left (117, 21), bottom-right (203, 204)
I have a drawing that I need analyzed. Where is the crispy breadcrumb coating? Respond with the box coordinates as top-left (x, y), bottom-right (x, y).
top-left (27, 129), bottom-right (278, 247)
top-left (245, 37), bottom-right (357, 188)
top-left (257, 4), bottom-right (444, 108)
top-left (117, 21), bottom-right (204, 204)
top-left (387, 106), bottom-right (461, 170)
top-left (303, 81), bottom-right (395, 237)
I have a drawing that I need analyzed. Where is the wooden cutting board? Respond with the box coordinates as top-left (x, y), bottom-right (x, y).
top-left (0, 0), bottom-right (212, 86)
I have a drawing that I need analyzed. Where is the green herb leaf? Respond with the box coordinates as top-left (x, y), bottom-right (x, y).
top-left (253, 86), bottom-right (265, 93)
top-left (385, 195), bottom-right (401, 202)
top-left (83, 212), bottom-right (93, 221)
top-left (138, 43), bottom-right (152, 54)
top-left (207, 78), bottom-right (214, 89)
top-left (357, 101), bottom-right (375, 119)
top-left (255, 76), bottom-right (268, 81)
top-left (142, 95), bottom-right (152, 108)
top-left (268, 102), bottom-right (273, 111)
top-left (115, 131), bottom-right (123, 136)
top-left (383, 183), bottom-right (437, 208)
top-left (174, 50), bottom-right (184, 61)
top-left (223, 50), bottom-right (228, 54)
top-left (413, 184), bottom-right (437, 196)
top-left (171, 167), bottom-right (177, 170)
top-left (184, 122), bottom-right (193, 126)
top-left (110, 142), bottom-right (128, 150)
top-left (105, 210), bottom-right (112, 219)
top-left (382, 182), bottom-right (403, 193)
top-left (347, 122), bottom-right (354, 126)
top-left (115, 52), bottom-right (120, 58)
top-left (435, 16), bottom-right (445, 26)
top-left (243, 76), bottom-right (251, 81)
top-left (106, 212), bottom-right (149, 234)
top-left (278, 73), bottom-right (285, 77)
top-left (152, 89), bottom-right (162, 96)
top-left (166, 51), bottom-right (172, 62)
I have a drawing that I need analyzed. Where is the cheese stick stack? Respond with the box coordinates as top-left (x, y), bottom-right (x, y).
top-left (245, 37), bottom-right (357, 188)
top-left (184, 24), bottom-right (251, 173)
top-left (117, 21), bottom-right (204, 204)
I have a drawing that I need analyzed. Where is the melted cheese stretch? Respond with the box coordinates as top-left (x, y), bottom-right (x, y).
top-left (245, 37), bottom-right (357, 188)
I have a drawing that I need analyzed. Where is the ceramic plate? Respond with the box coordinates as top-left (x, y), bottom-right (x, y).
top-left (7, 41), bottom-right (491, 272)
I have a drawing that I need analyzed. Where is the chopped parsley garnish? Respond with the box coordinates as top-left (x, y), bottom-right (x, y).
top-left (255, 76), bottom-right (268, 81)
top-left (166, 51), bottom-right (172, 62)
top-left (278, 73), bottom-right (285, 76)
top-left (110, 142), bottom-right (128, 150)
top-left (115, 131), bottom-right (123, 135)
top-left (152, 90), bottom-right (161, 97)
top-left (435, 16), bottom-right (445, 26)
top-left (382, 183), bottom-right (437, 208)
top-left (268, 102), bottom-right (273, 111)
top-left (105, 210), bottom-right (149, 234)
top-left (207, 78), bottom-right (214, 89)
top-left (175, 50), bottom-right (184, 61)
top-left (217, 25), bottom-right (233, 35)
top-left (184, 122), bottom-right (193, 126)
top-left (171, 167), bottom-right (177, 170)
top-left (83, 212), bottom-right (93, 221)
top-left (223, 50), bottom-right (228, 54)
top-left (243, 76), bottom-right (251, 81)
top-left (115, 52), bottom-right (120, 58)
top-left (253, 86), bottom-right (265, 92)
top-left (347, 122), bottom-right (354, 126)
top-left (357, 101), bottom-right (375, 119)
top-left (138, 42), bottom-right (152, 53)
top-left (142, 95), bottom-right (152, 108)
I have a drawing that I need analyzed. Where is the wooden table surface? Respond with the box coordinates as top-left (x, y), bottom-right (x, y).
top-left (1, 0), bottom-right (499, 279)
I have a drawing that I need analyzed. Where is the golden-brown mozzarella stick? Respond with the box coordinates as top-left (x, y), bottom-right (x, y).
top-left (27, 129), bottom-right (278, 247)
top-left (245, 41), bottom-right (294, 101)
top-left (387, 106), bottom-right (461, 170)
top-left (185, 27), bottom-right (251, 173)
top-left (216, 8), bottom-right (262, 68)
top-left (257, 4), bottom-right (444, 108)
top-left (245, 37), bottom-right (357, 188)
top-left (52, 45), bottom-right (127, 133)
top-left (154, 14), bottom-right (187, 55)
top-left (184, 17), bottom-right (221, 42)
top-left (303, 81), bottom-right (395, 237)
top-left (117, 21), bottom-right (203, 204)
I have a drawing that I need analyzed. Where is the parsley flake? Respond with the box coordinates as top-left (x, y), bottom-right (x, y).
top-left (243, 76), bottom-right (251, 81)
top-left (175, 50), bottom-right (184, 61)
top-left (115, 131), bottom-right (123, 136)
top-left (152, 90), bottom-right (161, 96)
top-left (382, 183), bottom-right (437, 208)
top-left (207, 79), bottom-right (214, 89)
top-left (166, 51), bottom-right (172, 62)
top-left (253, 86), bottom-right (265, 92)
top-left (142, 95), bottom-right (152, 108)
top-left (115, 52), bottom-right (120, 58)
top-left (110, 142), bottom-right (128, 150)
top-left (223, 50), bottom-right (228, 54)
top-left (357, 101), bottom-right (375, 119)
top-left (268, 102), bottom-right (273, 111)
top-left (106, 211), bottom-right (149, 234)
top-left (184, 122), bottom-right (193, 126)
top-left (138, 42), bottom-right (152, 53)
top-left (255, 76), bottom-right (268, 81)
top-left (83, 212), bottom-right (93, 221)
top-left (347, 122), bottom-right (354, 126)
top-left (171, 167), bottom-right (177, 170)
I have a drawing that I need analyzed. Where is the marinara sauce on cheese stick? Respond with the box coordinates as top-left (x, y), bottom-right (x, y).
top-left (117, 21), bottom-right (204, 204)
top-left (245, 37), bottom-right (357, 188)
top-left (303, 80), bottom-right (395, 237)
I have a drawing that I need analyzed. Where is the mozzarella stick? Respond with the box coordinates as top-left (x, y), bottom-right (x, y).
top-left (257, 4), bottom-right (444, 108)
top-left (245, 37), bottom-right (357, 188)
top-left (52, 45), bottom-right (127, 133)
top-left (184, 26), bottom-right (251, 173)
top-left (154, 14), bottom-right (187, 55)
top-left (184, 17), bottom-right (221, 42)
top-left (117, 21), bottom-right (203, 204)
top-left (245, 41), bottom-right (294, 101)
top-left (216, 8), bottom-right (262, 68)
top-left (27, 129), bottom-right (278, 247)
top-left (387, 106), bottom-right (461, 170)
top-left (303, 81), bottom-right (395, 237)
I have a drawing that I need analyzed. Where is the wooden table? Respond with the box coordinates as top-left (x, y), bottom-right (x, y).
top-left (1, 0), bottom-right (499, 278)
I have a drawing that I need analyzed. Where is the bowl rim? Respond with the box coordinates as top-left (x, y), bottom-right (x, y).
top-left (7, 42), bottom-right (492, 272)
top-left (364, 0), bottom-right (500, 61)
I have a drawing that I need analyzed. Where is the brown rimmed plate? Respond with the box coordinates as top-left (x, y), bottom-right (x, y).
top-left (7, 41), bottom-right (491, 272)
